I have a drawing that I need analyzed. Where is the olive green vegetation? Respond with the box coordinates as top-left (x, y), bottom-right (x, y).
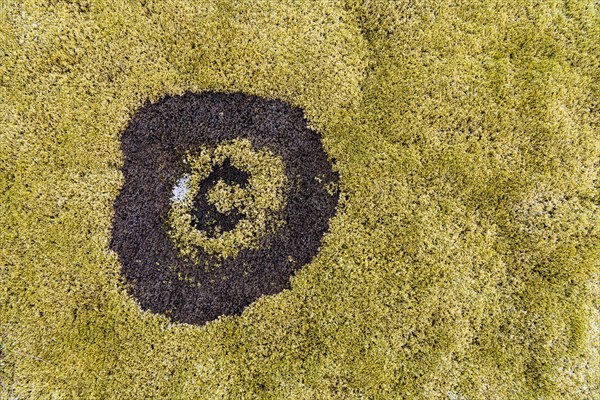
top-left (169, 139), bottom-right (288, 260)
top-left (0, 0), bottom-right (598, 398)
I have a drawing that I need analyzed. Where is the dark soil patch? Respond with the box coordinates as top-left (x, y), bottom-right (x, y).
top-left (111, 91), bottom-right (339, 326)
top-left (191, 159), bottom-right (249, 237)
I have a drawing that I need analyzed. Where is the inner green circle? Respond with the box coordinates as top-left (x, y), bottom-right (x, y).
top-left (168, 138), bottom-right (288, 260)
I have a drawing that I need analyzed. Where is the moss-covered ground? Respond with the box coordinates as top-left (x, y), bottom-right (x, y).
top-left (1, 0), bottom-right (599, 398)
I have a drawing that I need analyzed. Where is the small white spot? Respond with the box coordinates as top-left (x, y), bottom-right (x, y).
top-left (171, 174), bottom-right (191, 202)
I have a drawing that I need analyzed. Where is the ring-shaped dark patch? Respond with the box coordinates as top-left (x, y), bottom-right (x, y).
top-left (191, 159), bottom-right (250, 237)
top-left (110, 92), bottom-right (339, 326)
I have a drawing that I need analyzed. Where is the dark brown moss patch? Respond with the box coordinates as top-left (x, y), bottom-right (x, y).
top-left (191, 159), bottom-right (249, 237)
top-left (110, 92), bottom-right (339, 326)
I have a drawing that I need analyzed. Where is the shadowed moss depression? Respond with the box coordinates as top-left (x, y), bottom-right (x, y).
top-left (1, 0), bottom-right (599, 399)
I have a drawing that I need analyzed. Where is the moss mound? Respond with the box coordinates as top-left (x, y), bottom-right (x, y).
top-left (1, 0), bottom-right (599, 399)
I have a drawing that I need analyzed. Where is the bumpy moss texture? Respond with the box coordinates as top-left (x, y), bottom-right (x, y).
top-left (169, 139), bottom-right (288, 260)
top-left (1, 0), bottom-right (599, 398)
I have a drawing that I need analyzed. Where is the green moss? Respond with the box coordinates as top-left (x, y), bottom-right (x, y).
top-left (1, 0), bottom-right (599, 399)
top-left (169, 138), bottom-right (287, 260)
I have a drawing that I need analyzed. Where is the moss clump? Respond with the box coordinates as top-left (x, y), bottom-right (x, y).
top-left (168, 138), bottom-right (288, 260)
top-left (1, 0), bottom-right (598, 399)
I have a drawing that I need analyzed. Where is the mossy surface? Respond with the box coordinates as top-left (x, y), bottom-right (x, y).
top-left (1, 0), bottom-right (599, 399)
top-left (169, 138), bottom-right (288, 260)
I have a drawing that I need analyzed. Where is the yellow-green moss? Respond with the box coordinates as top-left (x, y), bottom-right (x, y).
top-left (1, 0), bottom-right (599, 399)
top-left (168, 138), bottom-right (287, 260)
